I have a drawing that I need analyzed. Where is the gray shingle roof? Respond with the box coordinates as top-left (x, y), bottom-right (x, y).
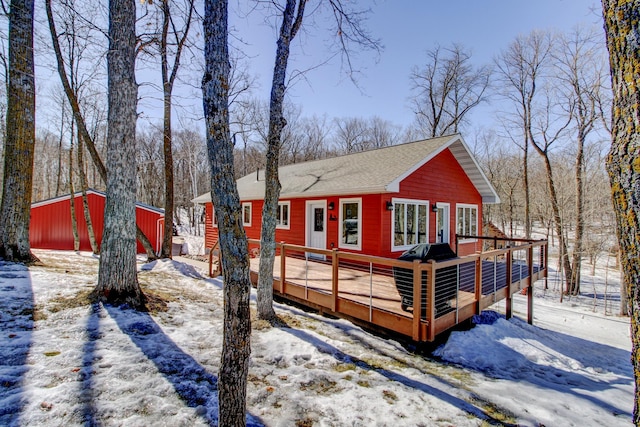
top-left (193, 134), bottom-right (500, 204)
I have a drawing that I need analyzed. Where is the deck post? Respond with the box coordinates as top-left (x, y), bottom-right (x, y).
top-left (412, 259), bottom-right (422, 341)
top-left (280, 243), bottom-right (286, 294)
top-left (475, 254), bottom-right (482, 315)
top-left (505, 249), bottom-right (513, 319)
top-left (332, 249), bottom-right (339, 312)
top-left (527, 245), bottom-right (534, 325)
top-left (428, 260), bottom-right (436, 341)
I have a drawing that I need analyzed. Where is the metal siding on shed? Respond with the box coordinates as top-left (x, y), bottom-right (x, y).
top-left (30, 191), bottom-right (163, 254)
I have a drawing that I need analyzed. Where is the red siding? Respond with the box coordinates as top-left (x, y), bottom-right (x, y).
top-left (30, 192), bottom-right (163, 254)
top-left (202, 147), bottom-right (484, 258)
top-left (394, 148), bottom-right (483, 257)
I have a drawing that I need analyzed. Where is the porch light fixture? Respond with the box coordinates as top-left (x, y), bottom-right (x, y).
top-left (431, 204), bottom-right (438, 213)
top-left (386, 201), bottom-right (394, 211)
top-left (328, 201), bottom-right (335, 210)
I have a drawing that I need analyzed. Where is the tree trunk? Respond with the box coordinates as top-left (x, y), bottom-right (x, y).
top-left (161, 84), bottom-right (175, 259)
top-left (77, 130), bottom-right (99, 254)
top-left (203, 1), bottom-right (251, 424)
top-left (601, 1), bottom-right (640, 423)
top-left (56, 105), bottom-right (66, 197)
top-left (258, 0), bottom-right (306, 321)
top-left (571, 128), bottom-right (586, 295)
top-left (540, 152), bottom-right (573, 291)
top-left (522, 142), bottom-right (531, 238)
top-left (94, 0), bottom-right (145, 309)
top-left (0, 0), bottom-right (39, 264)
top-left (68, 140), bottom-right (80, 251)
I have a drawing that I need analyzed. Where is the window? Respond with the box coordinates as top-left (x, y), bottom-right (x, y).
top-left (212, 208), bottom-right (217, 227)
top-left (456, 204), bottom-right (478, 241)
top-left (276, 201), bottom-right (290, 229)
top-left (392, 199), bottom-right (428, 250)
top-left (242, 202), bottom-right (252, 226)
top-left (339, 198), bottom-right (361, 250)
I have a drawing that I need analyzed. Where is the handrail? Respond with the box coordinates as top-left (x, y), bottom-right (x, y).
top-left (244, 235), bottom-right (548, 341)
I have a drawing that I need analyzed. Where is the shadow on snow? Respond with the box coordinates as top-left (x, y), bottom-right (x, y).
top-left (104, 304), bottom-right (263, 427)
top-left (0, 261), bottom-right (35, 425)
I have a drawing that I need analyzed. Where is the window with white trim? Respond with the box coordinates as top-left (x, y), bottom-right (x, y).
top-left (339, 198), bottom-right (362, 250)
top-left (392, 199), bottom-right (428, 251)
top-left (456, 204), bottom-right (478, 240)
top-left (276, 201), bottom-right (290, 229)
top-left (242, 202), bottom-right (252, 226)
top-left (212, 207), bottom-right (217, 227)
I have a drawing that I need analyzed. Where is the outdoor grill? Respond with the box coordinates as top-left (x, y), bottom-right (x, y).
top-left (393, 243), bottom-right (458, 316)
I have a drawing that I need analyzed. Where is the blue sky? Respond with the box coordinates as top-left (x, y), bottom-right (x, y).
top-left (229, 0), bottom-right (604, 131)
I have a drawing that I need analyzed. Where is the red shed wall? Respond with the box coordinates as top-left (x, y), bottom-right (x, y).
top-left (30, 192), bottom-right (163, 254)
top-left (202, 148), bottom-right (484, 258)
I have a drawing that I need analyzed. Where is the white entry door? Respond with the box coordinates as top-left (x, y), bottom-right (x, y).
top-left (435, 203), bottom-right (450, 244)
top-left (306, 201), bottom-right (326, 259)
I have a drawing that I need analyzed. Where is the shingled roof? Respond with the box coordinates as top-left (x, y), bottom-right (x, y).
top-left (193, 134), bottom-right (500, 204)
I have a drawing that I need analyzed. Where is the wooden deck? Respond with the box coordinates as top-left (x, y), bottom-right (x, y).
top-left (229, 238), bottom-right (547, 342)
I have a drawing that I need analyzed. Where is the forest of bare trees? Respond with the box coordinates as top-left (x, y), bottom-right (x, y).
top-left (2, 2), bottom-right (613, 289)
top-left (0, 0), bottom-right (636, 424)
top-left (20, 12), bottom-right (614, 288)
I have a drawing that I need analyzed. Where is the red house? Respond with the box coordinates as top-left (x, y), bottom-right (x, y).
top-left (30, 189), bottom-right (164, 254)
top-left (195, 134), bottom-right (500, 258)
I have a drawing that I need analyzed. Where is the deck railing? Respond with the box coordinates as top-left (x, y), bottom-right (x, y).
top-left (218, 237), bottom-right (549, 342)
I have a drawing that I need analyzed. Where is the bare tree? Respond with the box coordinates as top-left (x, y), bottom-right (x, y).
top-left (601, 0), bottom-right (640, 421)
top-left (334, 116), bottom-right (367, 153)
top-left (553, 27), bottom-right (609, 294)
top-left (155, 0), bottom-right (196, 259)
top-left (495, 31), bottom-right (553, 239)
top-left (0, 0), bottom-right (38, 263)
top-left (93, 0), bottom-right (145, 308)
top-left (410, 43), bottom-right (491, 138)
top-left (45, 0), bottom-right (158, 260)
top-left (202, 0), bottom-right (252, 423)
top-left (257, 0), bottom-right (381, 320)
top-left (257, 0), bottom-right (307, 321)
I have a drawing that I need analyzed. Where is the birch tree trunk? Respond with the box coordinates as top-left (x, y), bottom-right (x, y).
top-left (94, 0), bottom-right (145, 308)
top-left (202, 0), bottom-right (251, 424)
top-left (258, 0), bottom-right (306, 321)
top-left (0, 0), bottom-right (39, 264)
top-left (77, 130), bottom-right (99, 254)
top-left (68, 140), bottom-right (80, 251)
top-left (601, 1), bottom-right (640, 422)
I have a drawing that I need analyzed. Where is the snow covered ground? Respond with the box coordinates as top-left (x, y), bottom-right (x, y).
top-left (0, 248), bottom-right (633, 426)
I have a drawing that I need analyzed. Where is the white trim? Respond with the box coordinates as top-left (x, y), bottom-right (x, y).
top-left (338, 197), bottom-right (362, 251)
top-left (385, 135), bottom-right (457, 193)
top-left (456, 203), bottom-right (479, 243)
top-left (435, 202), bottom-right (451, 244)
top-left (305, 200), bottom-right (327, 254)
top-left (391, 198), bottom-right (430, 252)
top-left (276, 201), bottom-right (291, 230)
top-left (242, 202), bottom-right (252, 226)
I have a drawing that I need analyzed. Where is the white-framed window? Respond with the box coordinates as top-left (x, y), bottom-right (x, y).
top-left (276, 201), bottom-right (290, 229)
top-left (456, 204), bottom-right (478, 242)
top-left (212, 207), bottom-right (218, 227)
top-left (392, 198), bottom-right (429, 251)
top-left (339, 198), bottom-right (362, 250)
top-left (242, 202), bottom-right (252, 226)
